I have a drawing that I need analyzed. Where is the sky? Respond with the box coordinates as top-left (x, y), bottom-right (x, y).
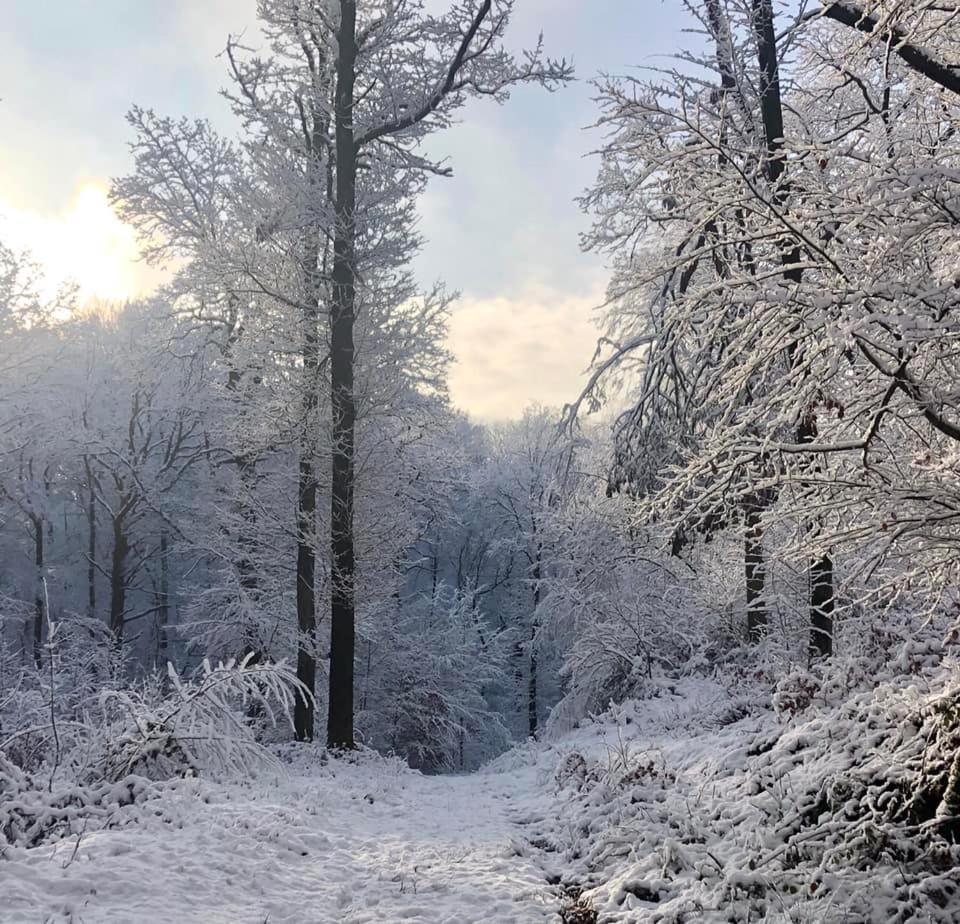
top-left (0, 1), bottom-right (688, 420)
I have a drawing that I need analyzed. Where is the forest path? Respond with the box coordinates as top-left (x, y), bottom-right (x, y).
top-left (4, 753), bottom-right (560, 923)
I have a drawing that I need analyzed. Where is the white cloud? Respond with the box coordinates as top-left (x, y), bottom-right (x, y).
top-left (0, 184), bottom-right (162, 304)
top-left (447, 283), bottom-right (603, 421)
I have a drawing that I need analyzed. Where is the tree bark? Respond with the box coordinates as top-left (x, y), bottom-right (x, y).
top-left (223, 296), bottom-right (263, 665)
top-left (293, 223), bottom-right (323, 740)
top-left (294, 453), bottom-right (318, 740)
top-left (528, 644), bottom-right (538, 738)
top-left (528, 544), bottom-right (542, 738)
top-left (744, 500), bottom-right (767, 641)
top-left (292, 89), bottom-right (331, 742)
top-left (109, 516), bottom-right (128, 647)
top-left (158, 530), bottom-right (170, 665)
top-left (85, 458), bottom-right (96, 619)
top-left (237, 455), bottom-right (261, 662)
top-left (752, 0), bottom-right (833, 656)
top-left (326, 0), bottom-right (358, 750)
top-left (810, 553), bottom-right (834, 658)
top-left (31, 514), bottom-right (44, 668)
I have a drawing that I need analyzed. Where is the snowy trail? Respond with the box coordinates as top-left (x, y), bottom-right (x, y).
top-left (3, 756), bottom-right (560, 924)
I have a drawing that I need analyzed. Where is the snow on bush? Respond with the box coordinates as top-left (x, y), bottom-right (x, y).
top-left (525, 632), bottom-right (960, 922)
top-left (357, 586), bottom-right (510, 771)
top-left (86, 657), bottom-right (304, 783)
top-left (1, 652), bottom-right (307, 851)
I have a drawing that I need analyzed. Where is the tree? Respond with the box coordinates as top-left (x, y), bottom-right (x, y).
top-left (68, 305), bottom-right (208, 650)
top-left (571, 0), bottom-right (959, 666)
top-left (492, 409), bottom-right (565, 738)
top-left (570, 0), bottom-right (793, 645)
top-left (318, 0), bottom-right (570, 747)
top-left (0, 244), bottom-right (71, 665)
top-left (816, 1), bottom-right (960, 96)
top-left (114, 0), bottom-right (570, 745)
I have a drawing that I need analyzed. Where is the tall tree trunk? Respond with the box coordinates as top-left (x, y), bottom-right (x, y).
top-left (513, 638), bottom-right (525, 726)
top-left (744, 498), bottom-right (767, 641)
top-left (293, 161), bottom-right (325, 741)
top-left (810, 554), bottom-right (834, 657)
top-left (109, 517), bottom-right (128, 647)
top-left (293, 227), bottom-right (323, 740)
top-left (32, 514), bottom-right (44, 668)
top-left (237, 458), bottom-right (261, 661)
top-left (752, 0), bottom-right (833, 657)
top-left (706, 0), bottom-right (770, 642)
top-left (85, 458), bottom-right (96, 618)
top-left (326, 0), bottom-right (358, 750)
top-left (158, 530), bottom-right (170, 665)
top-left (295, 453), bottom-right (318, 740)
top-left (528, 545), bottom-right (542, 738)
top-left (528, 643), bottom-right (538, 738)
top-left (224, 296), bottom-right (263, 665)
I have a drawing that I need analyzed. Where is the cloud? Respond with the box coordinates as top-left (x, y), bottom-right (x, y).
top-left (0, 184), bottom-right (162, 304)
top-left (3, 1), bottom-right (688, 419)
top-left (447, 282), bottom-right (604, 421)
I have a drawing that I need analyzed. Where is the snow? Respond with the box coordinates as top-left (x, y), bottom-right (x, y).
top-left (2, 750), bottom-right (561, 923)
top-left (7, 667), bottom-right (960, 923)
top-left (509, 668), bottom-right (960, 922)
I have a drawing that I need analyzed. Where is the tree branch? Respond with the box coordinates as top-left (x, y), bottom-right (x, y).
top-left (356, 1), bottom-right (493, 147)
top-left (820, 1), bottom-right (960, 96)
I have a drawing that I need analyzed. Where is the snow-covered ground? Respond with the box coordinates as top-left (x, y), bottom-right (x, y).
top-left (509, 668), bottom-right (960, 923)
top-left (7, 665), bottom-right (960, 923)
top-left (0, 679), bottom-right (749, 924)
top-left (3, 749), bottom-right (564, 923)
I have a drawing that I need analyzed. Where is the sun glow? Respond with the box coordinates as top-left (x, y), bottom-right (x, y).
top-left (0, 183), bottom-right (157, 305)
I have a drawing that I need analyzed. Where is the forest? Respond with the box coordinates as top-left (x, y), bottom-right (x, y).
top-left (1, 1), bottom-right (959, 922)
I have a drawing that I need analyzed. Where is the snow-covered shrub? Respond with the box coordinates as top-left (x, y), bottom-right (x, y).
top-left (0, 594), bottom-right (33, 654)
top-left (546, 554), bottom-right (711, 729)
top-left (0, 653), bottom-right (306, 849)
top-left (0, 679), bottom-right (48, 773)
top-left (554, 751), bottom-right (588, 792)
top-left (80, 657), bottom-right (305, 783)
top-left (772, 666), bottom-right (822, 718)
top-left (358, 587), bottom-right (509, 771)
top-left (0, 616), bottom-right (128, 773)
top-left (1, 758), bottom-right (154, 850)
top-left (535, 635), bottom-right (960, 922)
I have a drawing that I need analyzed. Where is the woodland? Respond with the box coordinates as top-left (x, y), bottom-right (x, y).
top-left (2, 2), bottom-right (960, 922)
